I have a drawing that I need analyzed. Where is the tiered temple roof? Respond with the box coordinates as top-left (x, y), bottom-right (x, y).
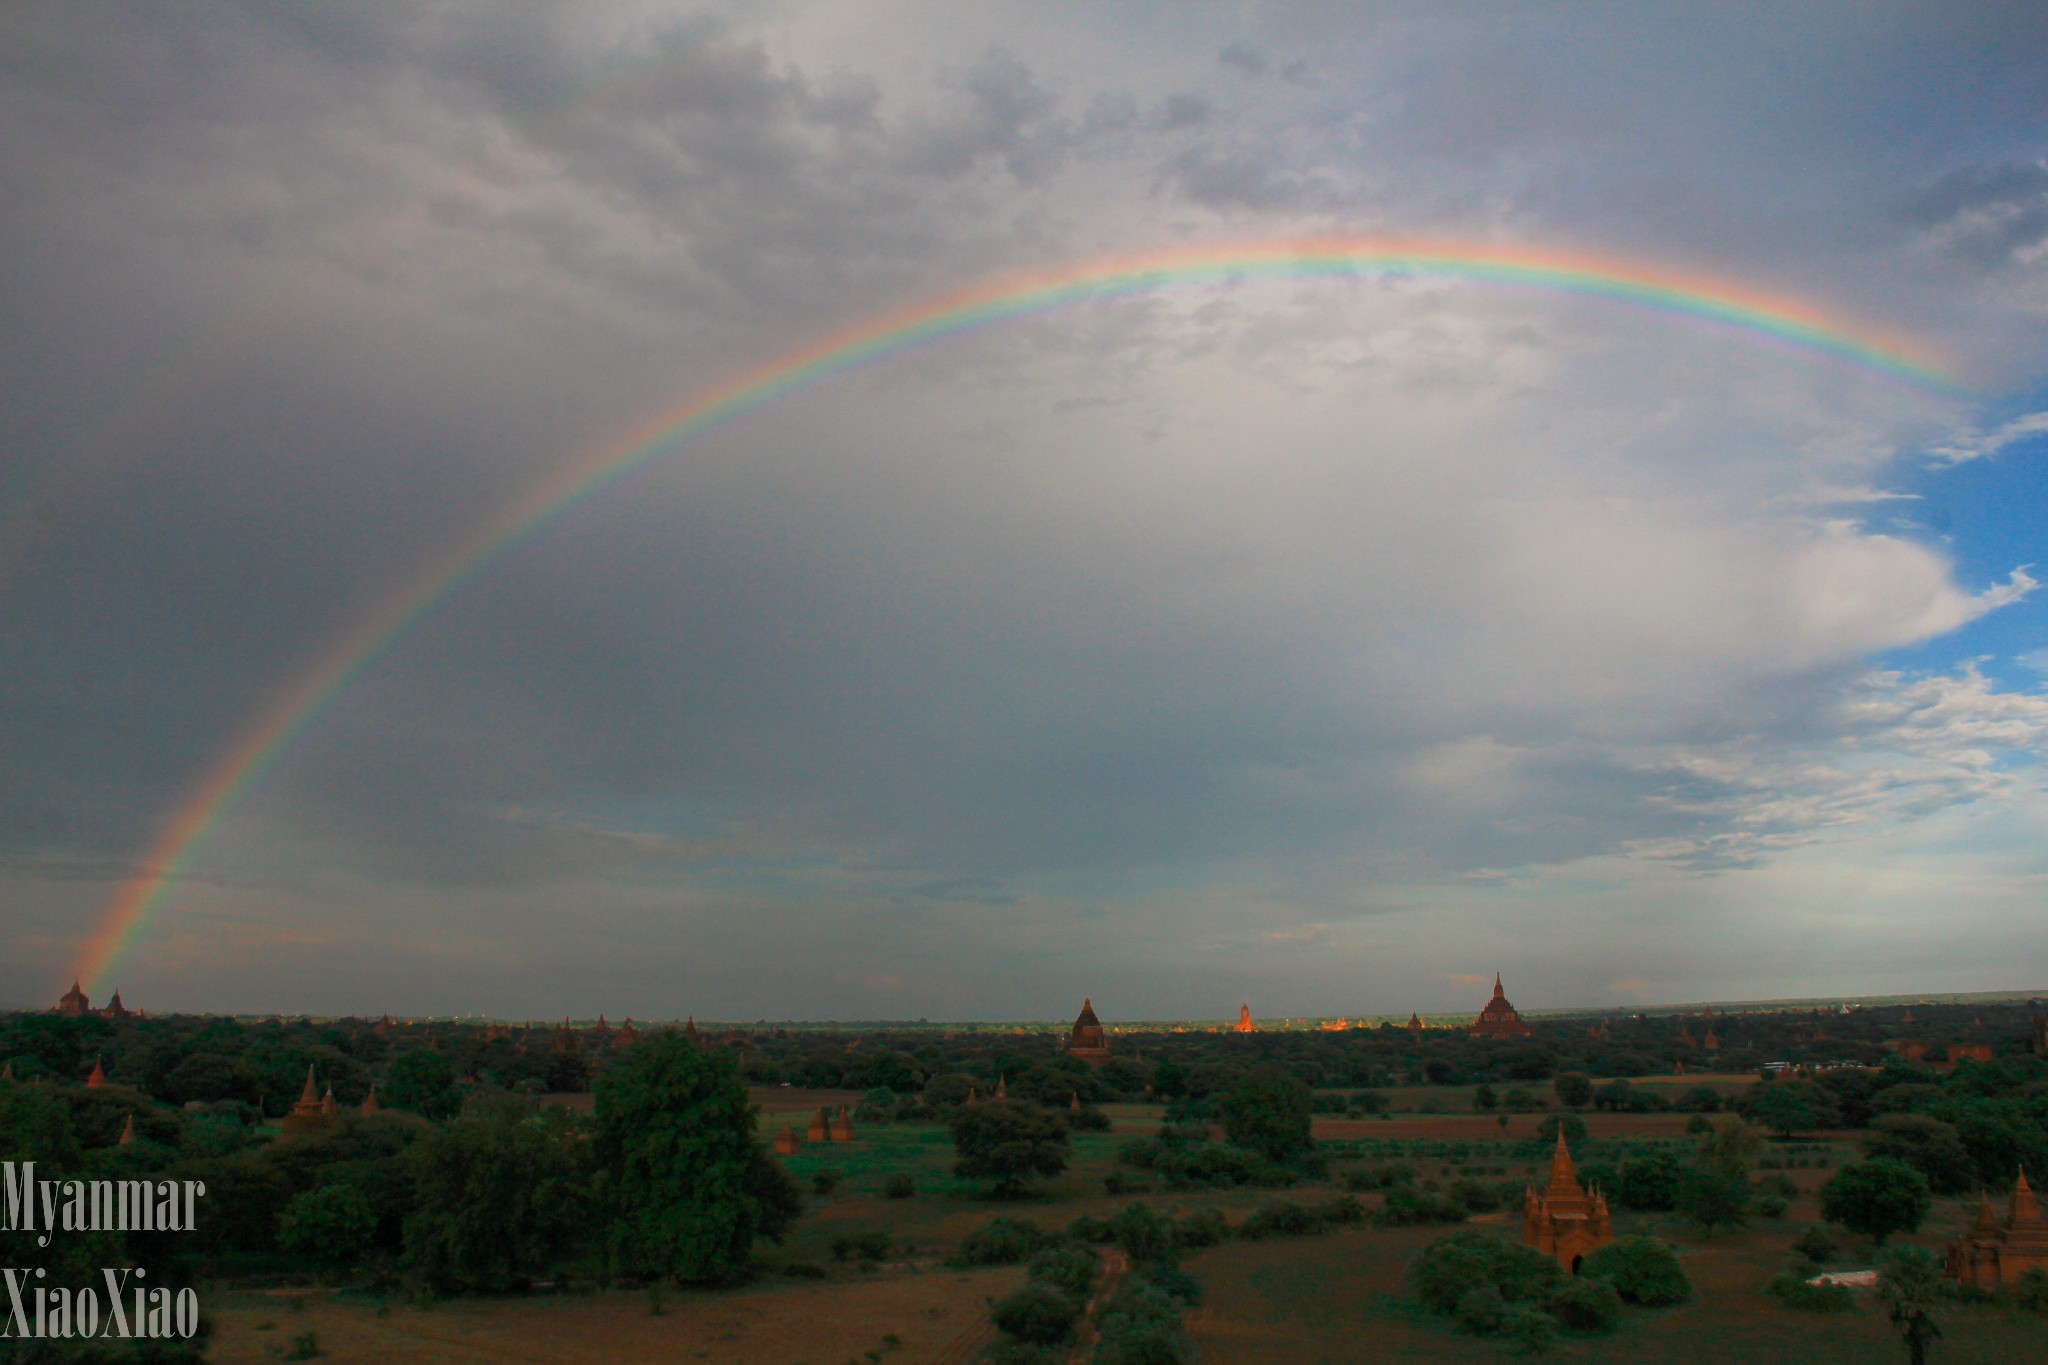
top-left (1523, 1134), bottom-right (1612, 1271)
top-left (57, 980), bottom-right (90, 1017)
top-left (1067, 999), bottom-right (1111, 1064)
top-left (1471, 974), bottom-right (1535, 1039)
top-left (1235, 1004), bottom-right (1256, 1034)
top-left (1948, 1170), bottom-right (2048, 1287)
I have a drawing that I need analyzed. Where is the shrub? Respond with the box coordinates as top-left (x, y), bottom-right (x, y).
top-left (1764, 1272), bottom-right (1854, 1313)
top-left (830, 1231), bottom-right (891, 1263)
top-left (1454, 1283), bottom-right (1510, 1335)
top-left (1236, 1200), bottom-right (1318, 1240)
top-left (1615, 1155), bottom-right (1683, 1212)
top-left (1408, 1230), bottom-right (1565, 1317)
top-left (991, 1283), bottom-right (1082, 1345)
top-left (1093, 1283), bottom-right (1188, 1365)
top-left (1173, 1208), bottom-right (1229, 1249)
top-left (1375, 1188), bottom-right (1467, 1227)
top-left (811, 1168), bottom-right (842, 1196)
top-left (1756, 1193), bottom-right (1790, 1220)
top-left (1541, 1276), bottom-right (1621, 1333)
top-left (1145, 1261), bottom-right (1203, 1305)
top-left (1792, 1224), bottom-right (1837, 1265)
top-left (1112, 1202), bottom-right (1179, 1262)
top-left (883, 1173), bottom-right (916, 1200)
top-left (951, 1216), bottom-right (1052, 1266)
top-left (2005, 1266), bottom-right (2048, 1313)
top-left (1580, 1235), bottom-right (1691, 1306)
top-left (1343, 1162), bottom-right (1417, 1193)
top-left (1534, 1113), bottom-right (1589, 1146)
top-left (1504, 1307), bottom-right (1559, 1356)
top-left (1685, 1113), bottom-right (1715, 1136)
top-left (1447, 1178), bottom-right (1502, 1213)
top-left (1026, 1243), bottom-right (1098, 1299)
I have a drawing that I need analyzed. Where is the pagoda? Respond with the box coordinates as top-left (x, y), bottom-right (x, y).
top-left (829, 1108), bottom-right (855, 1142)
top-left (101, 990), bottom-right (130, 1020)
top-left (612, 1019), bottom-right (640, 1049)
top-left (1523, 1133), bottom-right (1613, 1271)
top-left (56, 981), bottom-right (90, 1017)
top-left (360, 1085), bottom-right (382, 1116)
top-left (1405, 1012), bottom-right (1426, 1034)
top-left (84, 1056), bottom-right (107, 1089)
top-left (1066, 999), bottom-right (1111, 1065)
top-left (1235, 1004), bottom-right (1256, 1034)
top-left (1947, 1171), bottom-right (2048, 1287)
top-left (806, 1107), bottom-right (831, 1143)
top-left (773, 1123), bottom-right (801, 1156)
top-left (280, 1067), bottom-right (335, 1139)
top-left (1470, 974), bottom-right (1534, 1039)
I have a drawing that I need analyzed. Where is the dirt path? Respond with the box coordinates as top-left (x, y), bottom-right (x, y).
top-left (1066, 1247), bottom-right (1130, 1365)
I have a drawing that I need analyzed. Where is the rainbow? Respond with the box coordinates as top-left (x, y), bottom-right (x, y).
top-left (67, 236), bottom-right (1966, 991)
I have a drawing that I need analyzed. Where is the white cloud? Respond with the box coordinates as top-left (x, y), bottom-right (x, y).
top-left (1927, 410), bottom-right (2048, 464)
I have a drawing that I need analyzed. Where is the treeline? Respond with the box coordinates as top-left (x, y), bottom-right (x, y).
top-left (0, 1035), bottom-right (798, 1298)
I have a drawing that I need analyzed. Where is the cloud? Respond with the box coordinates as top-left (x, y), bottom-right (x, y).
top-left (1928, 410), bottom-right (2048, 465)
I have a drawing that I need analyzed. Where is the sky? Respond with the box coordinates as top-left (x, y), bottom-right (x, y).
top-left (3, 1), bottom-right (2047, 1021)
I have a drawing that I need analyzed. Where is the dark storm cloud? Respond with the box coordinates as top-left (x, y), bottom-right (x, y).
top-left (3, 2), bottom-right (2047, 1016)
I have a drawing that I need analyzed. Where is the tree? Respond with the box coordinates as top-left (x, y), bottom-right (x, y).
top-left (1534, 1113), bottom-right (1588, 1146)
top-left (595, 1034), bottom-right (801, 1284)
top-left (1697, 1115), bottom-right (1760, 1178)
top-left (1821, 1159), bottom-right (1932, 1246)
top-left (1552, 1072), bottom-right (1593, 1111)
top-left (278, 1185), bottom-right (376, 1275)
top-left (1865, 1115), bottom-right (1974, 1196)
top-left (1747, 1081), bottom-right (1838, 1139)
top-left (404, 1109), bottom-right (592, 1292)
top-left (1675, 1166), bottom-right (1751, 1237)
top-left (382, 1049), bottom-right (461, 1120)
top-left (1876, 1244), bottom-right (1943, 1365)
top-left (1472, 1084), bottom-right (1499, 1113)
top-left (949, 1100), bottom-right (1070, 1196)
top-left (1219, 1065), bottom-right (1313, 1161)
top-left (1579, 1235), bottom-right (1691, 1306)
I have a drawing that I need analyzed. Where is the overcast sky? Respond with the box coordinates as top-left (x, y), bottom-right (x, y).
top-left (4, 2), bottom-right (2047, 1020)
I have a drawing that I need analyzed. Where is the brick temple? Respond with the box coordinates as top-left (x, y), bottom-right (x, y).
top-left (1524, 1133), bottom-right (1612, 1271)
top-left (1947, 1170), bottom-right (2048, 1287)
top-left (1470, 974), bottom-right (1534, 1038)
top-left (1066, 999), bottom-right (1111, 1064)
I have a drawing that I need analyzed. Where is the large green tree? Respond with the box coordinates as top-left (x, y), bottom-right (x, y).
top-left (382, 1048), bottom-right (461, 1120)
top-left (595, 1035), bottom-right (800, 1284)
top-left (1876, 1244), bottom-right (1943, 1365)
top-left (404, 1108), bottom-right (592, 1292)
top-left (949, 1100), bottom-right (1070, 1196)
top-left (1219, 1065), bottom-right (1313, 1161)
top-left (1821, 1159), bottom-right (1932, 1246)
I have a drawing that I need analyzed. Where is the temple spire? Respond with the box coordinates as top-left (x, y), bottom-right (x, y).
top-left (1493, 973), bottom-right (1505, 999)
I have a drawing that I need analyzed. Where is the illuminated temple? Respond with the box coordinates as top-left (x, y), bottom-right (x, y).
top-left (1524, 1134), bottom-right (1612, 1271)
top-left (1066, 999), bottom-right (1111, 1064)
top-left (1470, 974), bottom-right (1534, 1038)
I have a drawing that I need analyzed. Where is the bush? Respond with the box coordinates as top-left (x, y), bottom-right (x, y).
top-left (1093, 1283), bottom-right (1188, 1365)
top-left (1685, 1113), bottom-right (1715, 1136)
top-left (2005, 1266), bottom-right (2048, 1313)
top-left (1174, 1208), bottom-right (1229, 1249)
top-left (1764, 1272), bottom-right (1854, 1312)
top-left (1615, 1155), bottom-right (1682, 1212)
top-left (1026, 1243), bottom-right (1098, 1299)
top-left (883, 1173), bottom-right (916, 1199)
top-left (1218, 1065), bottom-right (1314, 1161)
top-left (811, 1168), bottom-right (842, 1195)
top-left (1534, 1113), bottom-right (1589, 1145)
top-left (1236, 1200), bottom-right (1318, 1240)
top-left (991, 1283), bottom-right (1082, 1345)
top-left (1375, 1188), bottom-right (1467, 1227)
top-left (1792, 1224), bottom-right (1837, 1264)
top-left (1145, 1261), bottom-right (1203, 1305)
top-left (1580, 1235), bottom-right (1691, 1306)
top-left (1343, 1162), bottom-right (1417, 1193)
top-left (1542, 1276), bottom-right (1622, 1332)
top-left (1447, 1178), bottom-right (1502, 1213)
top-left (1756, 1193), bottom-right (1790, 1220)
top-left (1112, 1202), bottom-right (1179, 1262)
top-left (829, 1231), bottom-right (891, 1263)
top-left (1454, 1283), bottom-right (1510, 1335)
top-left (1504, 1307), bottom-right (1559, 1356)
top-left (951, 1216), bottom-right (1052, 1266)
top-left (1408, 1230), bottom-right (1565, 1317)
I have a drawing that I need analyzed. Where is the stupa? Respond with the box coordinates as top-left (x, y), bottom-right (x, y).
top-left (806, 1106), bottom-right (830, 1143)
top-left (829, 1108), bottom-right (855, 1142)
top-left (1470, 974), bottom-right (1535, 1039)
top-left (101, 990), bottom-right (130, 1020)
top-left (84, 1056), bottom-right (107, 1088)
top-left (56, 981), bottom-right (90, 1017)
top-left (1405, 1012), bottom-right (1426, 1034)
top-left (280, 1067), bottom-right (335, 1139)
top-left (1066, 999), bottom-right (1112, 1065)
top-left (360, 1086), bottom-right (381, 1116)
top-left (1523, 1133), bottom-right (1612, 1271)
top-left (1235, 1004), bottom-right (1256, 1034)
top-left (117, 1114), bottom-right (135, 1146)
top-left (774, 1123), bottom-right (801, 1156)
top-left (1947, 1170), bottom-right (2048, 1287)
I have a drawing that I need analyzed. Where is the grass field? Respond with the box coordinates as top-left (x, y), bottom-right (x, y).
top-left (204, 1100), bottom-right (2042, 1363)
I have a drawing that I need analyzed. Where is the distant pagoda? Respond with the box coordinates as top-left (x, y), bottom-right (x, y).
top-left (1066, 999), bottom-right (1111, 1064)
top-left (1234, 1004), bottom-right (1256, 1034)
top-left (56, 980), bottom-right (90, 1017)
top-left (1470, 974), bottom-right (1534, 1039)
top-left (1948, 1170), bottom-right (2048, 1287)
